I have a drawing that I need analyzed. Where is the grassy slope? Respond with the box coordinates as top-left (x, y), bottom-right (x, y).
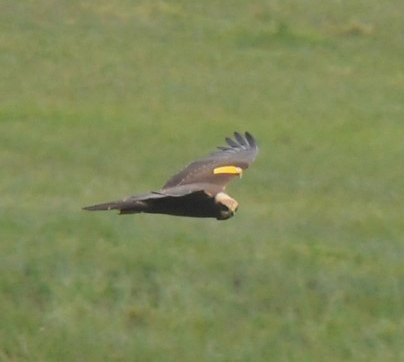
top-left (1, 0), bottom-right (404, 361)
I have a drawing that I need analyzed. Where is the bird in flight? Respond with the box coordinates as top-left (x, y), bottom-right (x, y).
top-left (83, 131), bottom-right (258, 220)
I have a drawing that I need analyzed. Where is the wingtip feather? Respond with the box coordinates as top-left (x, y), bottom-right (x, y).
top-left (244, 131), bottom-right (257, 148)
top-left (225, 137), bottom-right (239, 147)
top-left (234, 132), bottom-right (248, 146)
top-left (219, 131), bottom-right (258, 152)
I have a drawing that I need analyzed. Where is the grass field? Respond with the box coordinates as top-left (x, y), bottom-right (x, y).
top-left (1, 0), bottom-right (404, 361)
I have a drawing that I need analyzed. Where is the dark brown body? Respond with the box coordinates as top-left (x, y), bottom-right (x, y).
top-left (120, 191), bottom-right (227, 219)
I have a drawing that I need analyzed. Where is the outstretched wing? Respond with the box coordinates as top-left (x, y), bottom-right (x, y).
top-left (162, 131), bottom-right (258, 191)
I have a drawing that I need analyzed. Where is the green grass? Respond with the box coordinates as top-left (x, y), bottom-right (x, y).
top-left (1, 0), bottom-right (404, 361)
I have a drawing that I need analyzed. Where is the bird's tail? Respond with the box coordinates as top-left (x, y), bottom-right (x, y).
top-left (83, 199), bottom-right (147, 214)
top-left (82, 201), bottom-right (122, 211)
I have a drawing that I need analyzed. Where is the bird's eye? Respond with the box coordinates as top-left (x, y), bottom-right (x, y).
top-left (219, 203), bottom-right (230, 211)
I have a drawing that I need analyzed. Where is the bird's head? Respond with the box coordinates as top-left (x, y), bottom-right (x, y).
top-left (215, 192), bottom-right (239, 220)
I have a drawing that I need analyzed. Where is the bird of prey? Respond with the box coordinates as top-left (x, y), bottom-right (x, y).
top-left (83, 131), bottom-right (258, 220)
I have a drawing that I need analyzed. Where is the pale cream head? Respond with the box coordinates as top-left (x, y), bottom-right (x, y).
top-left (215, 192), bottom-right (239, 220)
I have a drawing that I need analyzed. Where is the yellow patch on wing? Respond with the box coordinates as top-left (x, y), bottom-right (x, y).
top-left (213, 166), bottom-right (243, 175)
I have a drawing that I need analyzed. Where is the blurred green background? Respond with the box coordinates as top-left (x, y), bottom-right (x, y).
top-left (1, 0), bottom-right (404, 361)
